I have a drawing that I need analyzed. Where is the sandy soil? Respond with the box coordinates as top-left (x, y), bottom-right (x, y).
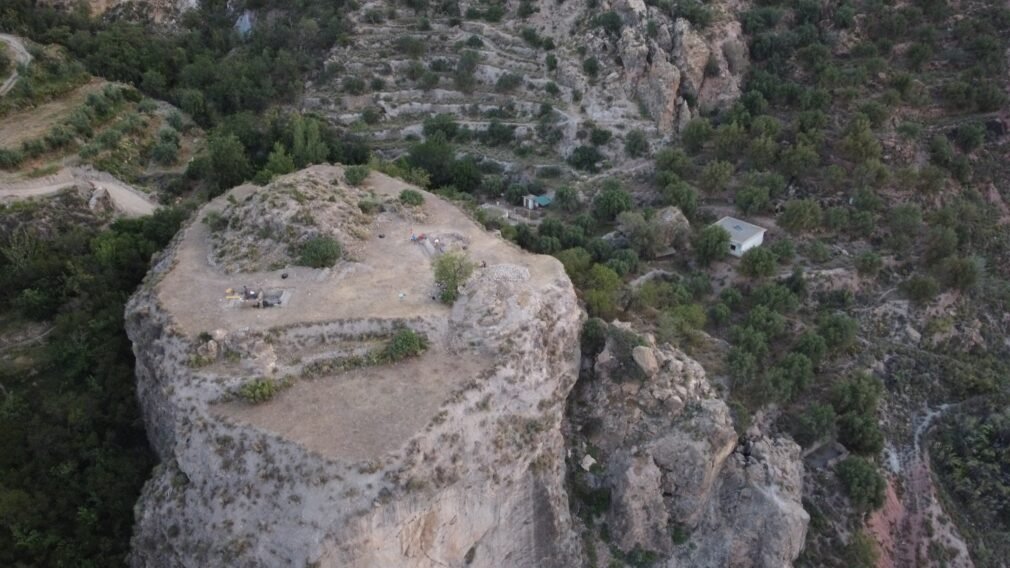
top-left (0, 79), bottom-right (105, 148)
top-left (173, 166), bottom-right (558, 461)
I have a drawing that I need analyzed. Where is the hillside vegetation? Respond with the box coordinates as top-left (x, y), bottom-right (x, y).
top-left (1, 0), bottom-right (1010, 565)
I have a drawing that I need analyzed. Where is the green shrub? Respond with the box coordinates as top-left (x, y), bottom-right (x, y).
top-left (344, 165), bottom-right (370, 186)
top-left (766, 352), bottom-right (814, 401)
top-left (793, 332), bottom-right (827, 365)
top-left (779, 199), bottom-right (823, 233)
top-left (581, 317), bottom-right (609, 357)
top-left (672, 0), bottom-right (713, 28)
top-left (855, 251), bottom-right (882, 277)
top-left (769, 239), bottom-right (794, 263)
top-left (953, 123), bottom-right (985, 152)
top-left (582, 57), bottom-right (600, 79)
top-left (151, 142), bottom-right (179, 165)
top-left (681, 117), bottom-right (713, 154)
top-left (0, 147), bottom-right (24, 169)
top-left (383, 329), bottom-right (429, 361)
top-left (624, 129), bottom-right (649, 158)
top-left (901, 274), bottom-right (939, 304)
top-left (298, 236), bottom-right (341, 268)
top-left (844, 531), bottom-right (880, 567)
top-left (495, 72), bottom-right (523, 92)
top-left (740, 247), bottom-right (777, 278)
top-left (836, 457), bottom-right (886, 511)
top-left (657, 304), bottom-right (708, 343)
top-left (593, 11), bottom-right (623, 35)
top-left (395, 36), bottom-right (426, 58)
top-left (699, 160), bottom-right (733, 193)
top-left (818, 312), bottom-right (857, 353)
top-left (694, 225), bottom-right (730, 266)
top-left (590, 127), bottom-right (612, 146)
top-left (423, 114), bottom-right (460, 140)
top-left (399, 189), bottom-right (424, 206)
top-left (592, 183), bottom-right (632, 221)
top-left (238, 377), bottom-right (289, 403)
top-left (358, 199), bottom-right (382, 214)
top-left (791, 403), bottom-right (836, 447)
top-left (568, 144), bottom-right (605, 172)
top-left (938, 256), bottom-right (982, 290)
top-left (838, 411), bottom-right (884, 455)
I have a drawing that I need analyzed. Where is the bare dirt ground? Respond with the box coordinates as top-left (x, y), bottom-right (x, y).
top-left (0, 78), bottom-right (104, 147)
top-left (0, 166), bottom-right (157, 216)
top-left (0, 34), bottom-right (31, 97)
top-left (182, 166), bottom-right (558, 462)
top-left (217, 345), bottom-right (489, 462)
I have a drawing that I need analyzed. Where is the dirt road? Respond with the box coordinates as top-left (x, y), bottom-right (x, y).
top-left (0, 166), bottom-right (158, 217)
top-left (0, 34), bottom-right (32, 97)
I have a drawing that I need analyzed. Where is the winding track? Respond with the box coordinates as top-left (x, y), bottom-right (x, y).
top-left (0, 34), bottom-right (32, 97)
top-left (0, 166), bottom-right (158, 217)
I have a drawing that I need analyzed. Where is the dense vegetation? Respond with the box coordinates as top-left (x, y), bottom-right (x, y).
top-left (0, 1), bottom-right (369, 564)
top-left (931, 396), bottom-right (1010, 563)
top-left (2, 0), bottom-right (368, 190)
top-left (0, 199), bottom-right (187, 566)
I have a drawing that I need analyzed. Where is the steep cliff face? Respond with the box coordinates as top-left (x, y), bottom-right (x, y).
top-left (125, 166), bottom-right (583, 567)
top-left (568, 325), bottom-right (809, 567)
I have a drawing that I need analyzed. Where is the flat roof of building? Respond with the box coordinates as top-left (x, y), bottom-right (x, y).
top-left (714, 216), bottom-right (766, 242)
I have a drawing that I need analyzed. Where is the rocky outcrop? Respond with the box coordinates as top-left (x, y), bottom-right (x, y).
top-left (569, 326), bottom-right (809, 567)
top-left (126, 166), bottom-right (584, 567)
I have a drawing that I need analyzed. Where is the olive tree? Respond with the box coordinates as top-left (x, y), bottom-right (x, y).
top-left (694, 225), bottom-right (730, 266)
top-left (434, 251), bottom-right (475, 303)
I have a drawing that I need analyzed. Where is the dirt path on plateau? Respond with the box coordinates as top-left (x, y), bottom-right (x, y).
top-left (0, 166), bottom-right (158, 217)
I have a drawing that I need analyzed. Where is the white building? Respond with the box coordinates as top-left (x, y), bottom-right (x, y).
top-left (714, 216), bottom-right (766, 257)
top-left (521, 194), bottom-right (554, 210)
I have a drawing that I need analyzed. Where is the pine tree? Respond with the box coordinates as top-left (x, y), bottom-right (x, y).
top-left (264, 142), bottom-right (295, 177)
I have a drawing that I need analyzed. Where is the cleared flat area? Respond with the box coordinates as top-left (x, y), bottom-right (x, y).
top-left (157, 166), bottom-right (557, 335)
top-left (216, 348), bottom-right (488, 462)
top-left (0, 79), bottom-right (104, 148)
top-left (187, 166), bottom-right (560, 462)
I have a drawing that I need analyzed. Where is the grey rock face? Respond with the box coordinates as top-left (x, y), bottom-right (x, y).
top-left (570, 331), bottom-right (809, 567)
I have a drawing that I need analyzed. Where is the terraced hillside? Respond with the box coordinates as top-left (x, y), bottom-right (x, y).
top-left (306, 0), bottom-right (749, 180)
